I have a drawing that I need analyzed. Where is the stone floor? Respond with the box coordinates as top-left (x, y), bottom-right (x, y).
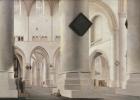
top-left (1, 94), bottom-right (140, 100)
top-left (22, 95), bottom-right (140, 100)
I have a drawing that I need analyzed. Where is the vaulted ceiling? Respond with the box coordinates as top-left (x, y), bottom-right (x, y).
top-left (23, 0), bottom-right (59, 16)
top-left (23, 0), bottom-right (34, 16)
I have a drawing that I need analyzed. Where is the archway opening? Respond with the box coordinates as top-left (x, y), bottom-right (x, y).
top-left (30, 47), bottom-right (49, 87)
top-left (14, 55), bottom-right (22, 79)
top-left (91, 52), bottom-right (109, 87)
top-left (14, 54), bottom-right (24, 96)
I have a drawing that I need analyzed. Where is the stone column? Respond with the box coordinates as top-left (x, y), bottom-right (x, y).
top-left (119, 12), bottom-right (127, 89)
top-left (0, 0), bottom-right (17, 98)
top-left (59, 0), bottom-right (91, 98)
top-left (60, 0), bottom-right (89, 72)
top-left (113, 28), bottom-right (120, 87)
top-left (124, 0), bottom-right (140, 96)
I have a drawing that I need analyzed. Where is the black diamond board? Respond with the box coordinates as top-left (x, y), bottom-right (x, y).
top-left (69, 13), bottom-right (92, 36)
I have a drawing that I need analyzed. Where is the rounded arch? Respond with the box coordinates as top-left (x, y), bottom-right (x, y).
top-left (89, 1), bottom-right (118, 87)
top-left (90, 50), bottom-right (108, 64)
top-left (30, 46), bottom-right (49, 63)
top-left (90, 0), bottom-right (118, 32)
top-left (30, 46), bottom-right (50, 86)
top-left (90, 50), bottom-right (110, 87)
top-left (14, 46), bottom-right (26, 79)
top-left (14, 56), bottom-right (22, 79)
top-left (15, 46), bottom-right (26, 61)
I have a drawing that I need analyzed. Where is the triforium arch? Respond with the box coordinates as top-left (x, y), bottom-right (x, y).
top-left (14, 46), bottom-right (26, 80)
top-left (90, 50), bottom-right (110, 87)
top-left (30, 46), bottom-right (50, 87)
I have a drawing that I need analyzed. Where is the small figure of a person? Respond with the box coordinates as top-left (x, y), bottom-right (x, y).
top-left (19, 78), bottom-right (24, 93)
top-left (56, 89), bottom-right (61, 97)
top-left (22, 80), bottom-right (25, 93)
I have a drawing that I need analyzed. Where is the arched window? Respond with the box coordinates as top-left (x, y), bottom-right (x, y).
top-left (36, 0), bottom-right (45, 15)
top-left (14, 0), bottom-right (22, 15)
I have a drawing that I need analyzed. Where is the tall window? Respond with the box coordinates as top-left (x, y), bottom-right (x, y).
top-left (14, 0), bottom-right (22, 15)
top-left (36, 0), bottom-right (45, 15)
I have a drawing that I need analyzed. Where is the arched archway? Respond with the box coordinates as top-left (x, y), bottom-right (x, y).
top-left (14, 54), bottom-right (22, 79)
top-left (89, 0), bottom-right (118, 45)
top-left (89, 0), bottom-right (119, 87)
top-left (14, 46), bottom-right (26, 95)
top-left (14, 46), bottom-right (26, 80)
top-left (89, 0), bottom-right (118, 31)
top-left (91, 51), bottom-right (110, 87)
top-left (30, 46), bottom-right (50, 87)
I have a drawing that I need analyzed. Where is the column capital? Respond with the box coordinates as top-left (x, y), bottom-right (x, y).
top-left (118, 12), bottom-right (127, 18)
top-left (112, 27), bottom-right (119, 34)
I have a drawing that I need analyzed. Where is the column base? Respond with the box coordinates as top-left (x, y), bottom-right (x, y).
top-left (58, 72), bottom-right (115, 98)
top-left (0, 71), bottom-right (18, 98)
top-left (117, 74), bottom-right (140, 96)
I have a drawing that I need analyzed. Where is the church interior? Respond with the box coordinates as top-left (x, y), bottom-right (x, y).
top-left (0, 0), bottom-right (140, 100)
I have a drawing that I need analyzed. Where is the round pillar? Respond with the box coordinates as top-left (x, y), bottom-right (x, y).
top-left (127, 0), bottom-right (140, 74)
top-left (0, 0), bottom-right (14, 71)
top-left (122, 0), bottom-right (140, 96)
top-left (59, 0), bottom-right (93, 98)
top-left (119, 12), bottom-right (127, 88)
top-left (0, 0), bottom-right (17, 98)
top-left (60, 0), bottom-right (89, 72)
